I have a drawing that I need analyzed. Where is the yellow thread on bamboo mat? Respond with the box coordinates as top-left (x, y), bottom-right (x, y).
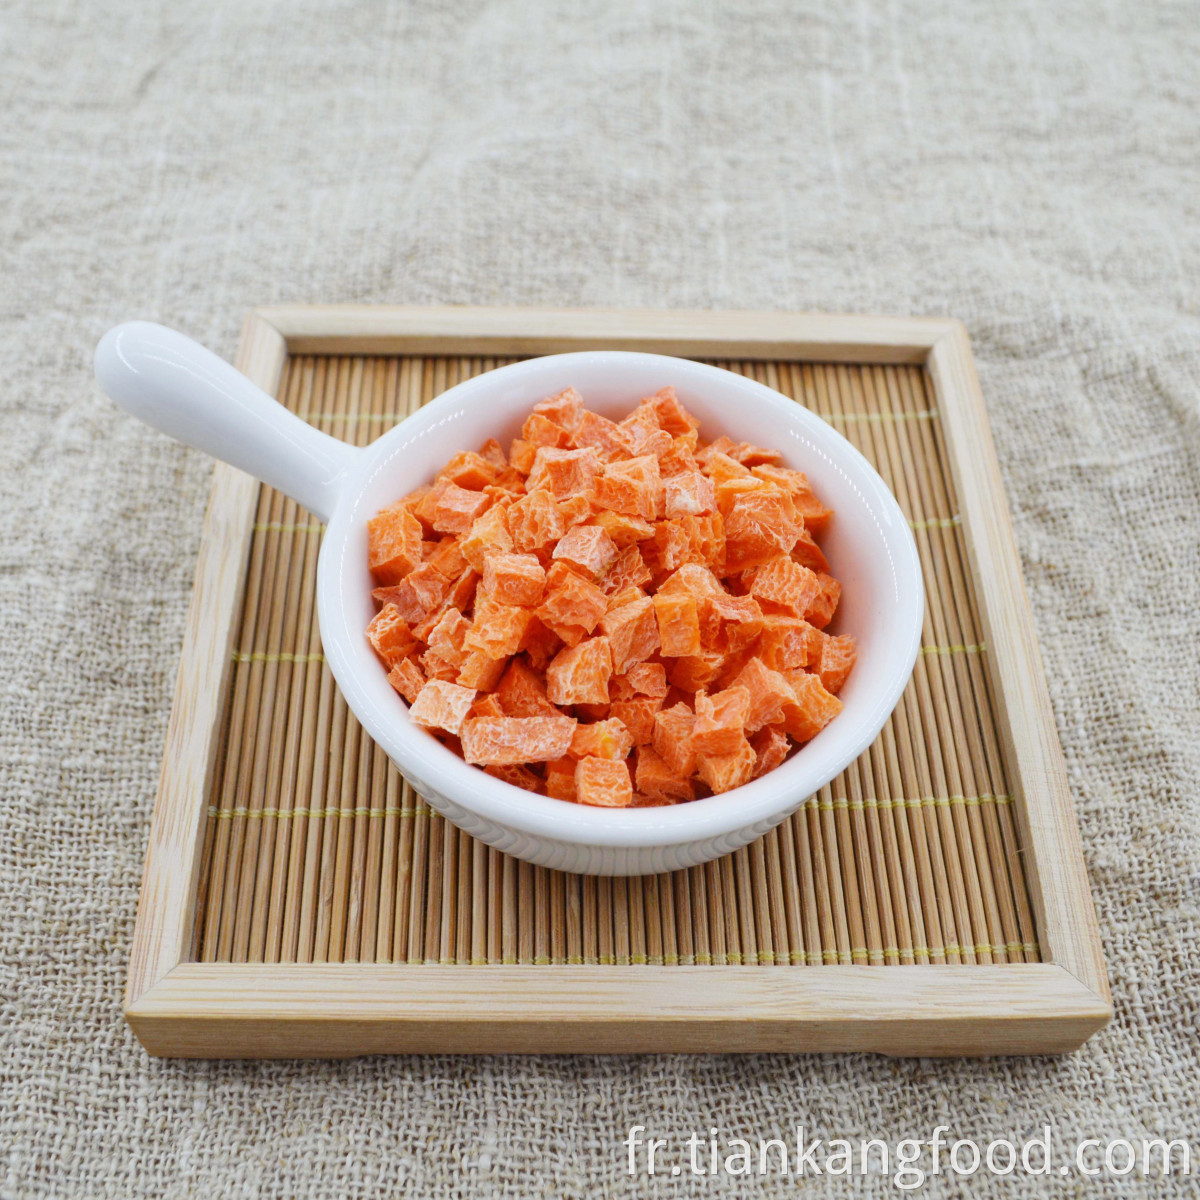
top-left (230, 651), bottom-right (326, 664)
top-left (851, 941), bottom-right (1037, 960)
top-left (252, 521), bottom-right (325, 533)
top-left (908, 515), bottom-right (962, 531)
top-left (919, 642), bottom-right (986, 656)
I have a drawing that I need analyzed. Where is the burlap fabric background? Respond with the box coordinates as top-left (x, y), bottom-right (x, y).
top-left (3, 0), bottom-right (1198, 1195)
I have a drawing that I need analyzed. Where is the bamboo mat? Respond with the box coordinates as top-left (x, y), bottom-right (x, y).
top-left (193, 355), bottom-right (1039, 969)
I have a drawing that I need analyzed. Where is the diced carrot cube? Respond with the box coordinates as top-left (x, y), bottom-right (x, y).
top-left (593, 455), bottom-right (662, 522)
top-left (408, 679), bottom-right (477, 736)
top-left (460, 715), bottom-right (577, 765)
top-left (553, 524), bottom-right (617, 579)
top-left (703, 451), bottom-right (751, 485)
top-left (693, 686), bottom-right (752, 755)
top-left (366, 604), bottom-right (417, 667)
top-left (643, 520), bottom-right (691, 578)
top-left (575, 757), bottom-right (633, 808)
top-left (572, 410), bottom-right (630, 463)
top-left (526, 446), bottom-right (600, 499)
top-left (460, 504), bottom-right (513, 572)
top-left (791, 528), bottom-right (830, 573)
top-left (495, 657), bottom-right (560, 718)
top-left (694, 435), bottom-right (736, 466)
top-left (521, 410), bottom-right (571, 449)
top-left (695, 738), bottom-right (756, 794)
top-left (555, 493), bottom-right (592, 530)
top-left (662, 470), bottom-right (716, 518)
top-left (438, 450), bottom-right (496, 491)
top-left (751, 465), bottom-right (833, 535)
top-left (700, 592), bottom-right (764, 653)
top-left (484, 763), bottom-right (544, 792)
top-left (731, 657), bottom-right (796, 732)
top-left (533, 387), bottom-right (585, 434)
top-left (653, 592), bottom-right (701, 657)
top-left (652, 702), bottom-right (697, 777)
top-left (648, 386), bottom-right (699, 436)
top-left (609, 696), bottom-right (663, 746)
top-left (590, 509), bottom-right (656, 546)
top-left (749, 557), bottom-right (820, 616)
top-left (424, 537), bottom-right (468, 583)
top-left (545, 756), bottom-right (579, 802)
top-left (386, 657), bottom-right (426, 704)
top-left (816, 633), bottom-right (856, 695)
top-left (657, 562), bottom-right (723, 600)
top-left (508, 489), bottom-right (567, 553)
top-left (666, 650), bottom-right (725, 693)
top-left (781, 671), bottom-right (843, 742)
top-left (602, 544), bottom-right (653, 594)
top-left (617, 402), bottom-right (672, 458)
top-left (367, 504), bottom-right (423, 585)
top-left (658, 436), bottom-right (700, 478)
top-left (634, 745), bottom-right (695, 804)
top-left (520, 617), bottom-right (563, 672)
top-left (756, 615), bottom-right (816, 671)
top-left (420, 479), bottom-right (492, 536)
top-left (751, 724), bottom-right (790, 778)
top-left (569, 718), bottom-right (633, 761)
top-left (457, 651), bottom-right (507, 691)
top-left (426, 607), bottom-right (470, 668)
top-left (536, 567), bottom-right (608, 643)
top-left (599, 595), bottom-right (660, 674)
top-left (730, 441), bottom-right (782, 467)
top-left (463, 602), bottom-right (535, 659)
top-left (620, 661), bottom-right (669, 698)
top-left (508, 438), bottom-right (537, 475)
top-left (685, 513), bottom-right (726, 573)
top-left (420, 648), bottom-right (461, 681)
top-left (482, 553), bottom-right (547, 607)
top-left (546, 636), bottom-right (613, 705)
top-left (470, 692), bottom-right (505, 718)
top-left (478, 438), bottom-right (508, 470)
top-left (606, 586), bottom-right (648, 612)
top-left (724, 487), bottom-right (802, 572)
top-left (805, 573), bottom-right (842, 629)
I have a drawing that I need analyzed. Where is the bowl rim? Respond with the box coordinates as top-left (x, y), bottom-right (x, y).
top-left (316, 351), bottom-right (924, 849)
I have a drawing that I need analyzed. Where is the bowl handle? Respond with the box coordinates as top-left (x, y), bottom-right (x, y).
top-left (95, 321), bottom-right (363, 523)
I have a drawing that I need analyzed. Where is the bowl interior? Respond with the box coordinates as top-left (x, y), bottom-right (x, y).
top-left (318, 352), bottom-right (922, 847)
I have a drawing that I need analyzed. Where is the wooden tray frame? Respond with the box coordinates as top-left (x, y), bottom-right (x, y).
top-left (124, 306), bottom-right (1110, 1057)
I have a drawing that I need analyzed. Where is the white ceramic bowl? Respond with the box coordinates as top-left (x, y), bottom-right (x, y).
top-left (96, 322), bottom-right (923, 875)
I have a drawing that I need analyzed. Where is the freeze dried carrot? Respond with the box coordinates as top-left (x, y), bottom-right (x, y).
top-left (408, 680), bottom-right (477, 736)
top-left (575, 757), bottom-right (633, 808)
top-left (461, 716), bottom-right (576, 765)
top-left (366, 383), bottom-right (854, 804)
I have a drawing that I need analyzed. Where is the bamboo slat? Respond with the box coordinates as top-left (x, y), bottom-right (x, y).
top-left (194, 355), bottom-right (1040, 968)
